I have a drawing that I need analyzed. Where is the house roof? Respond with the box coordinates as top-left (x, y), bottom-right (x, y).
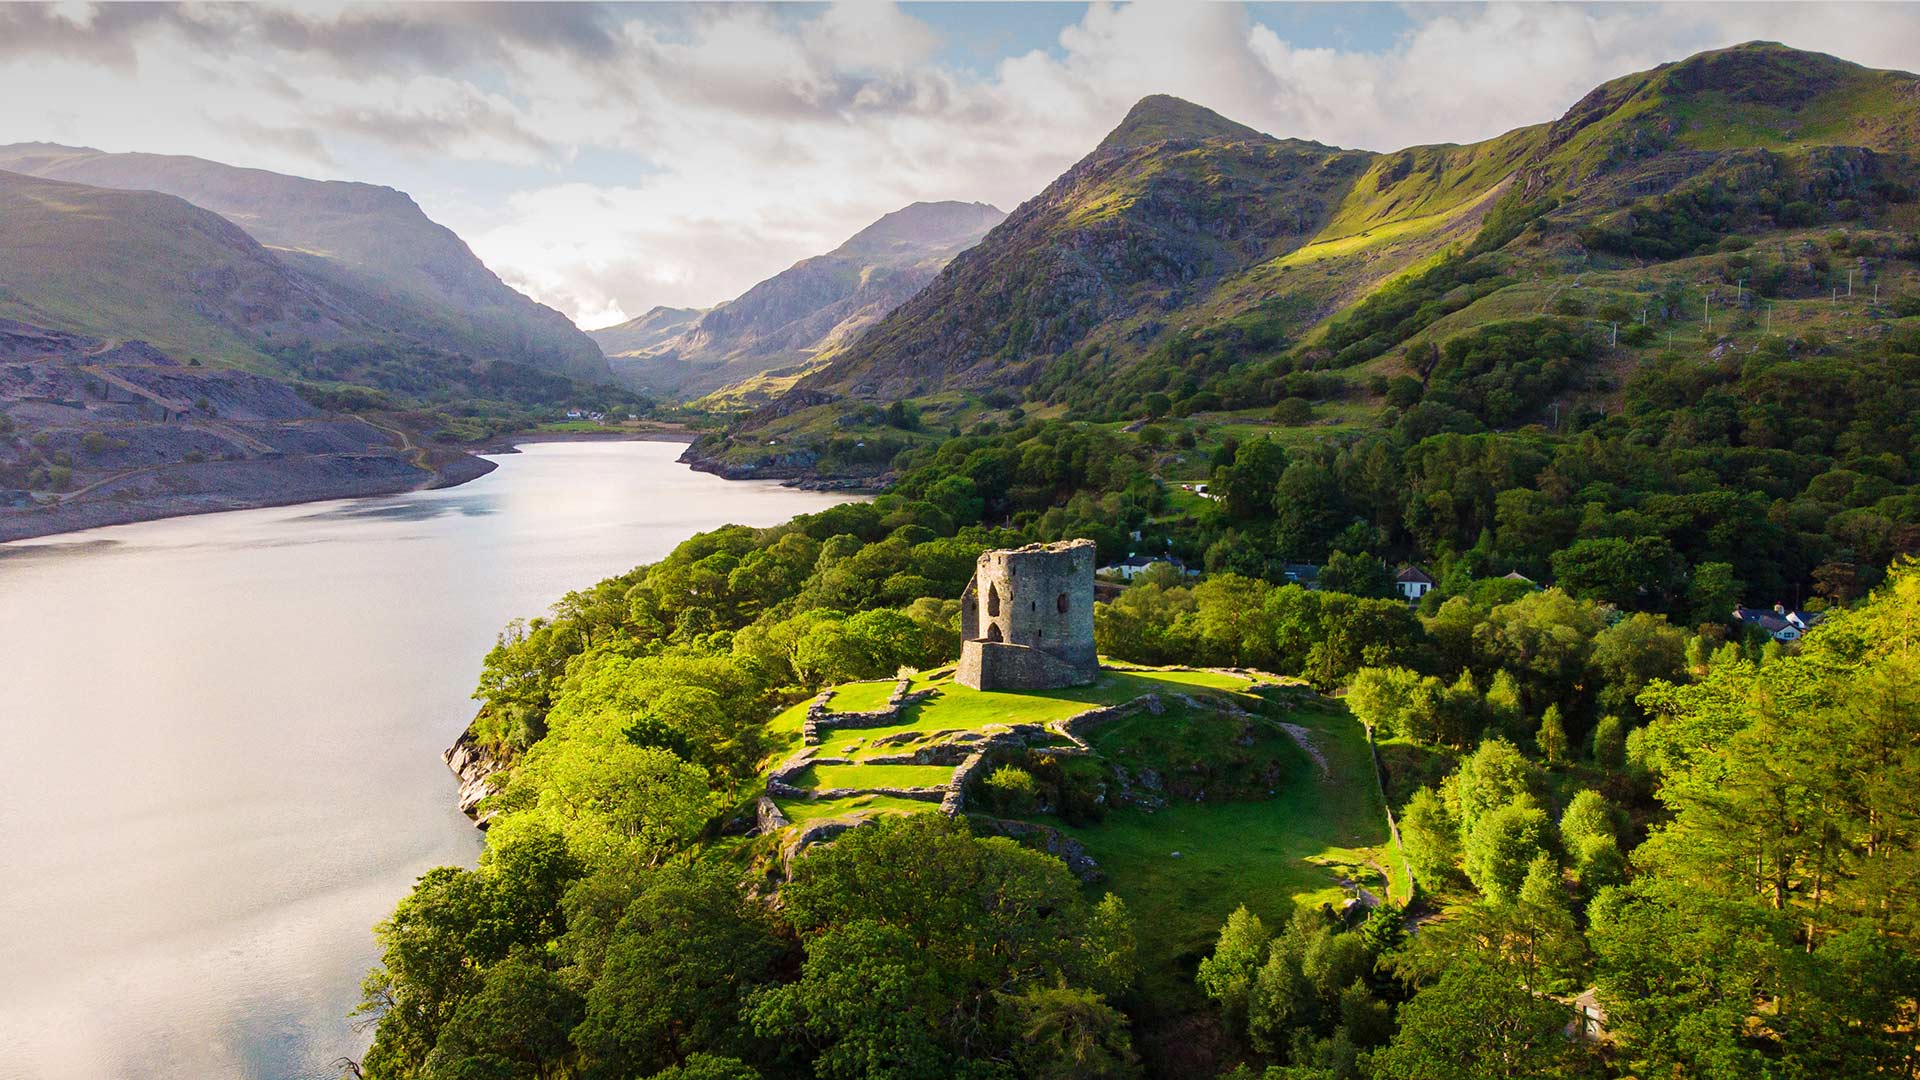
top-left (1395, 565), bottom-right (1435, 584)
top-left (1502, 571), bottom-right (1534, 582)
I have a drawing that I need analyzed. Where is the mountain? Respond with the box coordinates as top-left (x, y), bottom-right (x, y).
top-left (788, 95), bottom-right (1372, 400)
top-left (692, 43), bottom-right (1920, 478)
top-left (0, 169), bottom-right (376, 366)
top-left (597, 200), bottom-right (1004, 400)
top-left (0, 143), bottom-right (609, 383)
top-left (590, 305), bottom-right (704, 359)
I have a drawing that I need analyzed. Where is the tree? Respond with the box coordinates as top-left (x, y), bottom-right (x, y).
top-left (1592, 612), bottom-right (1688, 718)
top-left (574, 860), bottom-right (784, 1079)
top-left (1319, 549), bottom-right (1394, 598)
top-left (1215, 438), bottom-right (1288, 522)
top-left (1344, 666), bottom-right (1421, 736)
top-left (1590, 714), bottom-right (1626, 770)
top-left (1558, 790), bottom-right (1618, 853)
top-left (1197, 905), bottom-right (1271, 1029)
top-left (1447, 738), bottom-right (1540, 843)
top-left (359, 858), bottom-right (573, 1079)
top-left (497, 735), bottom-right (719, 869)
top-left (422, 956), bottom-right (584, 1080)
top-left (751, 816), bottom-right (1136, 1078)
top-left (1399, 788), bottom-right (1461, 888)
top-left (1536, 704), bottom-right (1569, 765)
top-left (1370, 957), bottom-right (1578, 1079)
top-left (1686, 561), bottom-right (1739, 627)
top-left (646, 1055), bottom-right (761, 1080)
top-left (1550, 536), bottom-right (1682, 609)
top-left (1483, 669), bottom-right (1527, 742)
top-left (993, 986), bottom-right (1141, 1080)
top-left (1464, 799), bottom-right (1553, 905)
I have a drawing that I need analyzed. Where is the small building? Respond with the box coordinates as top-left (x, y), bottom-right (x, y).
top-left (1734, 605), bottom-right (1820, 642)
top-left (1566, 987), bottom-right (1608, 1041)
top-left (1283, 563), bottom-right (1321, 589)
top-left (1502, 570), bottom-right (1535, 584)
top-left (1099, 554), bottom-right (1193, 582)
top-left (958, 539), bottom-right (1100, 691)
top-left (1395, 565), bottom-right (1435, 601)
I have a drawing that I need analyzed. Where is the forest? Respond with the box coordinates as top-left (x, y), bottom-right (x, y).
top-left (353, 371), bottom-right (1920, 1076)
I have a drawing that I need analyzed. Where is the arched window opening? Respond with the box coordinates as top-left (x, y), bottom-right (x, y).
top-left (987, 623), bottom-right (1003, 642)
top-left (986, 584), bottom-right (1000, 618)
top-left (1057, 592), bottom-right (1069, 614)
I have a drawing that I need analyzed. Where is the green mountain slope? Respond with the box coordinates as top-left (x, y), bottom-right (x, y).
top-left (798, 96), bottom-right (1369, 401)
top-left (697, 42), bottom-right (1920, 476)
top-left (0, 143), bottom-right (609, 382)
top-left (0, 169), bottom-right (369, 368)
top-left (598, 201), bottom-right (1004, 401)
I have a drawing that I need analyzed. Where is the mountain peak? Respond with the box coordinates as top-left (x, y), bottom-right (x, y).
top-left (1097, 94), bottom-right (1264, 152)
top-left (834, 200), bottom-right (1006, 258)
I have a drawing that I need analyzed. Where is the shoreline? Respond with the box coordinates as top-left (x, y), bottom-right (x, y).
top-left (0, 430), bottom-right (702, 545)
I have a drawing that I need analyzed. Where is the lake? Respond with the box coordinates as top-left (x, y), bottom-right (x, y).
top-left (0, 440), bottom-right (853, 1080)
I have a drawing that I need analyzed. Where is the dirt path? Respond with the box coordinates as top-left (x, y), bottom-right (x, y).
top-left (1276, 721), bottom-right (1331, 779)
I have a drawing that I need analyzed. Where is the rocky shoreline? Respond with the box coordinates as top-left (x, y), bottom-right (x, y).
top-left (0, 449), bottom-right (496, 543)
top-left (443, 727), bottom-right (512, 827)
top-left (676, 439), bottom-right (891, 493)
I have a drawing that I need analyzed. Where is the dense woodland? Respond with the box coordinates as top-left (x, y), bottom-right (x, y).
top-left (355, 386), bottom-right (1920, 1076)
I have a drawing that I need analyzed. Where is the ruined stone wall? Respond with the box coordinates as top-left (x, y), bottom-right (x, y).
top-left (958, 639), bottom-right (1094, 691)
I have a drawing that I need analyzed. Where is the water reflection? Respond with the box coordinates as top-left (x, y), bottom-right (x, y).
top-left (295, 493), bottom-right (500, 524)
top-left (0, 441), bottom-right (854, 1080)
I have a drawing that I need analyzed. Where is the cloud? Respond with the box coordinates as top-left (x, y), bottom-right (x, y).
top-left (0, 1), bottom-right (1916, 329)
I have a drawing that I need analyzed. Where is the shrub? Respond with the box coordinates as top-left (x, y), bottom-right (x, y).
top-left (982, 765), bottom-right (1039, 815)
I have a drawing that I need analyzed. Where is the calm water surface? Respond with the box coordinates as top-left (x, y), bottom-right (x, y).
top-left (0, 441), bottom-right (852, 1080)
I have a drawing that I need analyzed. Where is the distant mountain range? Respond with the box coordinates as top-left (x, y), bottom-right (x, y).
top-left (0, 143), bottom-right (609, 384)
top-left (691, 41), bottom-right (1920, 476)
top-left (592, 200), bottom-right (1005, 401)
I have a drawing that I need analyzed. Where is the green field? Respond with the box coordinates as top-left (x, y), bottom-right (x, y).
top-left (823, 679), bottom-right (896, 712)
top-left (756, 662), bottom-right (1404, 1008)
top-left (774, 793), bottom-right (940, 823)
top-left (791, 762), bottom-right (954, 791)
top-left (1059, 698), bottom-right (1406, 1004)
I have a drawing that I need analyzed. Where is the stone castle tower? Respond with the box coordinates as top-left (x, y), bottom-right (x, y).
top-left (956, 538), bottom-right (1099, 691)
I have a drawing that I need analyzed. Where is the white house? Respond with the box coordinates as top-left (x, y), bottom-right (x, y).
top-left (1099, 555), bottom-right (1192, 582)
top-left (1395, 565), bottom-right (1436, 601)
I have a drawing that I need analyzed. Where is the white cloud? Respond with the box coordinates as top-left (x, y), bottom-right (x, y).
top-left (0, 1), bottom-right (1916, 329)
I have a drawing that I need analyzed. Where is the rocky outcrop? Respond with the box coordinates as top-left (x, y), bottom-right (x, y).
top-left (970, 817), bottom-right (1105, 883)
top-left (442, 728), bottom-right (511, 827)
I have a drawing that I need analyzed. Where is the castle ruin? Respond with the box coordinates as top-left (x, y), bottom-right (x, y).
top-left (956, 538), bottom-right (1099, 691)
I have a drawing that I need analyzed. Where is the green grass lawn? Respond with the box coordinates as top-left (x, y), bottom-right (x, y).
top-left (1058, 698), bottom-right (1406, 1007)
top-left (808, 667), bottom-right (1260, 760)
top-left (824, 680), bottom-right (896, 712)
top-left (793, 762), bottom-right (954, 791)
top-left (774, 793), bottom-right (939, 824)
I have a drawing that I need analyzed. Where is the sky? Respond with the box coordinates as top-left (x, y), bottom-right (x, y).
top-left (3, 2), bottom-right (1918, 331)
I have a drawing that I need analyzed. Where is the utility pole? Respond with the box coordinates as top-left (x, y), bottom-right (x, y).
top-left (1766, 303), bottom-right (1772, 334)
top-left (1705, 291), bottom-right (1712, 334)
top-left (1610, 321), bottom-right (1618, 347)
top-left (1848, 270), bottom-right (1854, 298)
